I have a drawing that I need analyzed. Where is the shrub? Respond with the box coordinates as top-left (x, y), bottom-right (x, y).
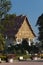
top-left (0, 55), bottom-right (6, 60)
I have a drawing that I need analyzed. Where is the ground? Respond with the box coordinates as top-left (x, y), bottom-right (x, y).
top-left (0, 61), bottom-right (43, 65)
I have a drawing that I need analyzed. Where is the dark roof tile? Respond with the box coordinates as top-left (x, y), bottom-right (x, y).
top-left (1, 15), bottom-right (36, 37)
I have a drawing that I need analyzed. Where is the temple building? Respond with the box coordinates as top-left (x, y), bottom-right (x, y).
top-left (2, 15), bottom-right (36, 46)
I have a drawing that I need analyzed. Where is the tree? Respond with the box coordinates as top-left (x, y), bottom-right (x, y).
top-left (0, 0), bottom-right (11, 31)
top-left (22, 39), bottom-right (29, 50)
top-left (1, 14), bottom-right (16, 34)
top-left (36, 14), bottom-right (43, 49)
top-left (0, 0), bottom-right (11, 21)
top-left (0, 0), bottom-right (11, 51)
top-left (1, 14), bottom-right (16, 53)
top-left (0, 0), bottom-right (11, 35)
top-left (0, 34), bottom-right (5, 50)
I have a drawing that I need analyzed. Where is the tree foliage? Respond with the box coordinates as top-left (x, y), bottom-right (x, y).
top-left (0, 0), bottom-right (11, 21)
top-left (1, 14), bottom-right (16, 34)
top-left (36, 14), bottom-right (43, 50)
top-left (0, 34), bottom-right (5, 50)
top-left (0, 0), bottom-right (11, 51)
top-left (36, 14), bottom-right (43, 42)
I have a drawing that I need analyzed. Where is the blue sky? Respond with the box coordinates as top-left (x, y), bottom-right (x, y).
top-left (9, 0), bottom-right (43, 36)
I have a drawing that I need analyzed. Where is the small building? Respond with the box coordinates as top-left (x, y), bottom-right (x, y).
top-left (15, 15), bottom-right (36, 45)
top-left (2, 15), bottom-right (36, 46)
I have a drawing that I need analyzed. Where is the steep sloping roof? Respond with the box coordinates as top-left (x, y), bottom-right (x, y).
top-left (25, 16), bottom-right (36, 37)
top-left (1, 15), bottom-right (36, 37)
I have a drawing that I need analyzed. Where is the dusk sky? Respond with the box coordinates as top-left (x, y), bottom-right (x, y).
top-left (9, 0), bottom-right (43, 36)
